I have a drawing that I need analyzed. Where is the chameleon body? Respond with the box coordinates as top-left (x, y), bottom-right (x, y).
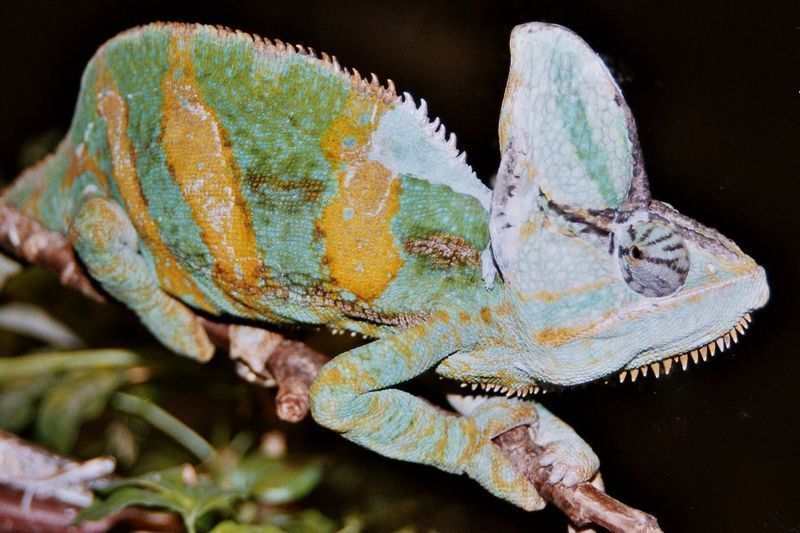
top-left (3, 22), bottom-right (769, 509)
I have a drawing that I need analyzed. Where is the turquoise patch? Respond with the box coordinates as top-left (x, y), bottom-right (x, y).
top-left (553, 50), bottom-right (619, 207)
top-left (373, 175), bottom-right (489, 312)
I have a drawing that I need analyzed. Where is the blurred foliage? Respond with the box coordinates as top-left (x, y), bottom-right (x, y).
top-left (78, 466), bottom-right (241, 532)
top-left (0, 264), bottom-right (549, 532)
top-left (0, 266), bottom-right (339, 531)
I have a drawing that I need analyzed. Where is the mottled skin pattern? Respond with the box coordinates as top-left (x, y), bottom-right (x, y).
top-left (3, 22), bottom-right (769, 510)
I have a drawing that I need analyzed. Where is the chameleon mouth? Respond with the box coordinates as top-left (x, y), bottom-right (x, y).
top-left (618, 313), bottom-right (751, 383)
top-left (446, 310), bottom-right (756, 395)
top-left (457, 381), bottom-right (552, 398)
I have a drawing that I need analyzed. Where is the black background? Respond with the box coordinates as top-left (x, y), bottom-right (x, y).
top-left (1, 1), bottom-right (798, 531)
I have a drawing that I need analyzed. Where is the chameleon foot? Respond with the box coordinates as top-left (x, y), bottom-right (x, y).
top-left (538, 439), bottom-right (600, 487)
top-left (460, 397), bottom-right (545, 511)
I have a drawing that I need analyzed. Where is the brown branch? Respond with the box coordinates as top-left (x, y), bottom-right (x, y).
top-left (0, 485), bottom-right (180, 532)
top-left (494, 427), bottom-right (662, 533)
top-left (0, 484), bottom-right (105, 533)
top-left (0, 202), bottom-right (662, 530)
top-left (0, 203), bottom-right (104, 302)
top-left (197, 316), bottom-right (329, 423)
top-left (0, 430), bottom-right (179, 532)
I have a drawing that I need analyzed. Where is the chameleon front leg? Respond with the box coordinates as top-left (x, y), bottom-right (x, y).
top-left (449, 394), bottom-right (599, 488)
top-left (309, 312), bottom-right (545, 510)
top-left (69, 195), bottom-right (213, 361)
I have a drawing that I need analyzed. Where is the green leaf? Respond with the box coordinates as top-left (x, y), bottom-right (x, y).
top-left (76, 486), bottom-right (176, 522)
top-left (112, 392), bottom-right (216, 462)
top-left (0, 302), bottom-right (83, 348)
top-left (284, 510), bottom-right (339, 533)
top-left (0, 255), bottom-right (21, 291)
top-left (0, 349), bottom-right (141, 380)
top-left (35, 369), bottom-right (126, 453)
top-left (78, 465), bottom-right (240, 533)
top-left (211, 520), bottom-right (284, 533)
top-left (224, 454), bottom-right (323, 504)
top-left (0, 375), bottom-right (52, 431)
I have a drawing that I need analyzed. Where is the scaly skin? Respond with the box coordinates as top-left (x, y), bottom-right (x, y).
top-left (2, 22), bottom-right (769, 510)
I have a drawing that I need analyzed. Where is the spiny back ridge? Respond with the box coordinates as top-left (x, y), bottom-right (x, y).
top-left (176, 23), bottom-right (475, 175)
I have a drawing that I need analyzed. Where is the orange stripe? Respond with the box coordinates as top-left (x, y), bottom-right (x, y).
top-left (94, 60), bottom-right (214, 312)
top-left (161, 33), bottom-right (266, 309)
top-left (62, 139), bottom-right (110, 194)
top-left (317, 92), bottom-right (403, 301)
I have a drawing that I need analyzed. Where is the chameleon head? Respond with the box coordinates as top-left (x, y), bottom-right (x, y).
top-left (438, 22), bottom-right (769, 393)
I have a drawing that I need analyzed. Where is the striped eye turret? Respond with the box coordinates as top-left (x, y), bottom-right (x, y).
top-left (616, 221), bottom-right (689, 297)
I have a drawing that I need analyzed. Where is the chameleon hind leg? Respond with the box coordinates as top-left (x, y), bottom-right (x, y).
top-left (309, 312), bottom-right (545, 510)
top-left (68, 195), bottom-right (214, 361)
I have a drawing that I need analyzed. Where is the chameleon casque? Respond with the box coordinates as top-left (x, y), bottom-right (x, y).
top-left (2, 21), bottom-right (769, 510)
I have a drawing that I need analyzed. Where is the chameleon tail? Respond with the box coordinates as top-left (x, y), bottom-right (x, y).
top-left (2, 139), bottom-right (73, 231)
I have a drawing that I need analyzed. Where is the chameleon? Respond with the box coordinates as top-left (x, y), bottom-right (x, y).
top-left (1, 21), bottom-right (769, 510)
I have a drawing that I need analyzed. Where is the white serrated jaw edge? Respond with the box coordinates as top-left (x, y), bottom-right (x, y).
top-left (618, 312), bottom-right (752, 383)
top-left (618, 264), bottom-right (769, 382)
top-left (455, 380), bottom-right (551, 399)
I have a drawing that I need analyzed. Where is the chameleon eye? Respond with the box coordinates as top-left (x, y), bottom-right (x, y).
top-left (616, 221), bottom-right (689, 297)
